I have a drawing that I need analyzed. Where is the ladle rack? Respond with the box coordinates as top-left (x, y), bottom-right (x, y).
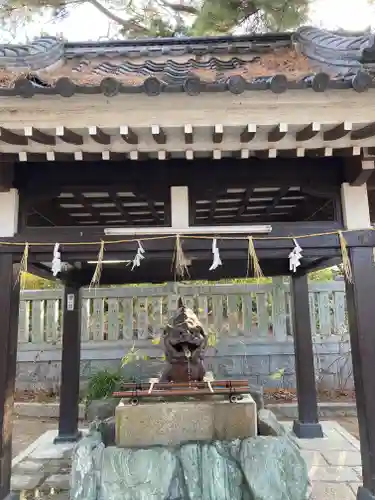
top-left (112, 379), bottom-right (250, 405)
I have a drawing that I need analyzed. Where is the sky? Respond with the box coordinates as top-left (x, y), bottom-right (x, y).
top-left (10, 0), bottom-right (375, 42)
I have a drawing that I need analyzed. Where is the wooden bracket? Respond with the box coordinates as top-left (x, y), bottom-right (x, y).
top-left (346, 149), bottom-right (375, 186)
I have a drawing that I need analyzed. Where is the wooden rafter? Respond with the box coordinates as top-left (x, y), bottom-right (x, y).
top-left (235, 188), bottom-right (254, 219)
top-left (296, 122), bottom-right (321, 142)
top-left (240, 124), bottom-right (256, 143)
top-left (207, 187), bottom-right (220, 224)
top-left (72, 192), bottom-right (108, 224)
top-left (323, 122), bottom-right (352, 141)
top-left (268, 124), bottom-right (288, 142)
top-left (151, 125), bottom-right (167, 145)
top-left (264, 187), bottom-right (290, 215)
top-left (107, 190), bottom-right (135, 224)
top-left (351, 123), bottom-right (375, 141)
top-left (56, 127), bottom-right (84, 145)
top-left (132, 184), bottom-right (162, 223)
top-left (24, 127), bottom-right (55, 146)
top-left (120, 126), bottom-right (138, 145)
top-left (0, 127), bottom-right (27, 146)
top-left (89, 126), bottom-right (111, 145)
top-left (184, 125), bottom-right (193, 144)
top-left (345, 151), bottom-right (375, 187)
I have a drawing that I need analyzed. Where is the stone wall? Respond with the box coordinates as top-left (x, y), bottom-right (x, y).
top-left (16, 337), bottom-right (353, 393)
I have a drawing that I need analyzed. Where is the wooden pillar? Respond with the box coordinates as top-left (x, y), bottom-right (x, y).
top-left (0, 255), bottom-right (20, 500)
top-left (290, 273), bottom-right (323, 439)
top-left (54, 284), bottom-right (82, 443)
top-left (346, 247), bottom-right (375, 500)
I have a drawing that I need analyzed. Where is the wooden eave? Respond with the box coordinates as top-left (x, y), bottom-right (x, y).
top-left (1, 89), bottom-right (375, 161)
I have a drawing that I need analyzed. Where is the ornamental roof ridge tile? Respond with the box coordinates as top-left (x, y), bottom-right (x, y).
top-left (0, 26), bottom-right (374, 97)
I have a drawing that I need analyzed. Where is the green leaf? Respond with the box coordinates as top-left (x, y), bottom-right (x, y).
top-left (269, 367), bottom-right (285, 380)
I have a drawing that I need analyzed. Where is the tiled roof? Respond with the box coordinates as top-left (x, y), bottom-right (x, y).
top-left (1, 27), bottom-right (375, 97)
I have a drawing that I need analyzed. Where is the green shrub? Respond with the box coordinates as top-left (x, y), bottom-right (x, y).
top-left (85, 369), bottom-right (123, 404)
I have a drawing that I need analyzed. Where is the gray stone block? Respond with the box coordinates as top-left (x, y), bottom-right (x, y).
top-left (300, 450), bottom-right (328, 468)
top-left (310, 482), bottom-right (355, 500)
top-left (322, 451), bottom-right (362, 467)
top-left (216, 356), bottom-right (243, 378)
top-left (11, 474), bottom-right (44, 491)
top-left (308, 465), bottom-right (359, 482)
top-left (86, 399), bottom-right (118, 422)
top-left (258, 409), bottom-right (286, 437)
top-left (241, 355), bottom-right (271, 375)
top-left (42, 474), bottom-right (70, 490)
top-left (116, 395), bottom-right (257, 447)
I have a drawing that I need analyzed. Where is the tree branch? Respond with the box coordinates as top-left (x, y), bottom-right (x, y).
top-left (86, 0), bottom-right (145, 30)
top-left (159, 0), bottom-right (198, 15)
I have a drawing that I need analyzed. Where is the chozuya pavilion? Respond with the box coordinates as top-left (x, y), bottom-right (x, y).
top-left (1, 24), bottom-right (375, 500)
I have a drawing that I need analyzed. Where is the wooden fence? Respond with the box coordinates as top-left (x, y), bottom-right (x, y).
top-left (18, 281), bottom-right (347, 344)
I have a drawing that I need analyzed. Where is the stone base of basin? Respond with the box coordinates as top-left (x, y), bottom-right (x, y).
top-left (115, 394), bottom-right (257, 447)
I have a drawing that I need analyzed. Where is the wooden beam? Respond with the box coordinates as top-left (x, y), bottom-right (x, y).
top-left (212, 124), bottom-right (224, 144)
top-left (151, 125), bottom-right (167, 145)
top-left (351, 122), bottom-right (375, 141)
top-left (107, 190), bottom-right (135, 224)
top-left (264, 187), bottom-right (289, 215)
top-left (290, 273), bottom-right (323, 438)
top-left (240, 124), bottom-right (257, 143)
top-left (157, 150), bottom-right (168, 161)
top-left (120, 125), bottom-right (138, 145)
top-left (54, 284), bottom-right (82, 443)
top-left (27, 262), bottom-right (61, 282)
top-left (0, 127), bottom-right (27, 146)
top-left (302, 257), bottom-right (342, 273)
top-left (72, 193), bottom-right (106, 224)
top-left (345, 153), bottom-right (375, 187)
top-left (0, 256), bottom-right (20, 500)
top-left (24, 127), bottom-right (55, 146)
top-left (132, 185), bottom-right (161, 223)
top-left (345, 247), bottom-right (375, 496)
top-left (56, 127), bottom-right (83, 145)
top-left (235, 188), bottom-right (254, 219)
top-left (296, 122), bottom-right (321, 142)
top-left (323, 122), bottom-right (352, 141)
top-left (184, 125), bottom-right (193, 144)
top-left (17, 157), bottom-right (343, 191)
top-left (207, 188), bottom-right (219, 223)
top-left (88, 126), bottom-right (111, 145)
top-left (268, 123), bottom-right (288, 142)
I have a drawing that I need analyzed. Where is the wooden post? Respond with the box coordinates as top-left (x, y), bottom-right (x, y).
top-left (290, 273), bottom-right (323, 439)
top-left (54, 284), bottom-right (82, 443)
top-left (346, 247), bottom-right (375, 500)
top-left (0, 255), bottom-right (20, 500)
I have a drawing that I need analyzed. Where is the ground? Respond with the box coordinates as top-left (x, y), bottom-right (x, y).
top-left (12, 416), bottom-right (56, 458)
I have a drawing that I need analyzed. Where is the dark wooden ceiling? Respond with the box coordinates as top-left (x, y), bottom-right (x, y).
top-left (16, 157), bottom-right (344, 228)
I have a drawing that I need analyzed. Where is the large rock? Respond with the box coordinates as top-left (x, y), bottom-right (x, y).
top-left (249, 383), bottom-right (264, 410)
top-left (70, 431), bottom-right (104, 500)
top-left (258, 409), bottom-right (287, 436)
top-left (86, 398), bottom-right (118, 422)
top-left (240, 436), bottom-right (309, 500)
top-left (98, 417), bottom-right (116, 447)
top-left (179, 441), bottom-right (244, 500)
top-left (71, 432), bottom-right (309, 500)
top-left (100, 447), bottom-right (176, 500)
